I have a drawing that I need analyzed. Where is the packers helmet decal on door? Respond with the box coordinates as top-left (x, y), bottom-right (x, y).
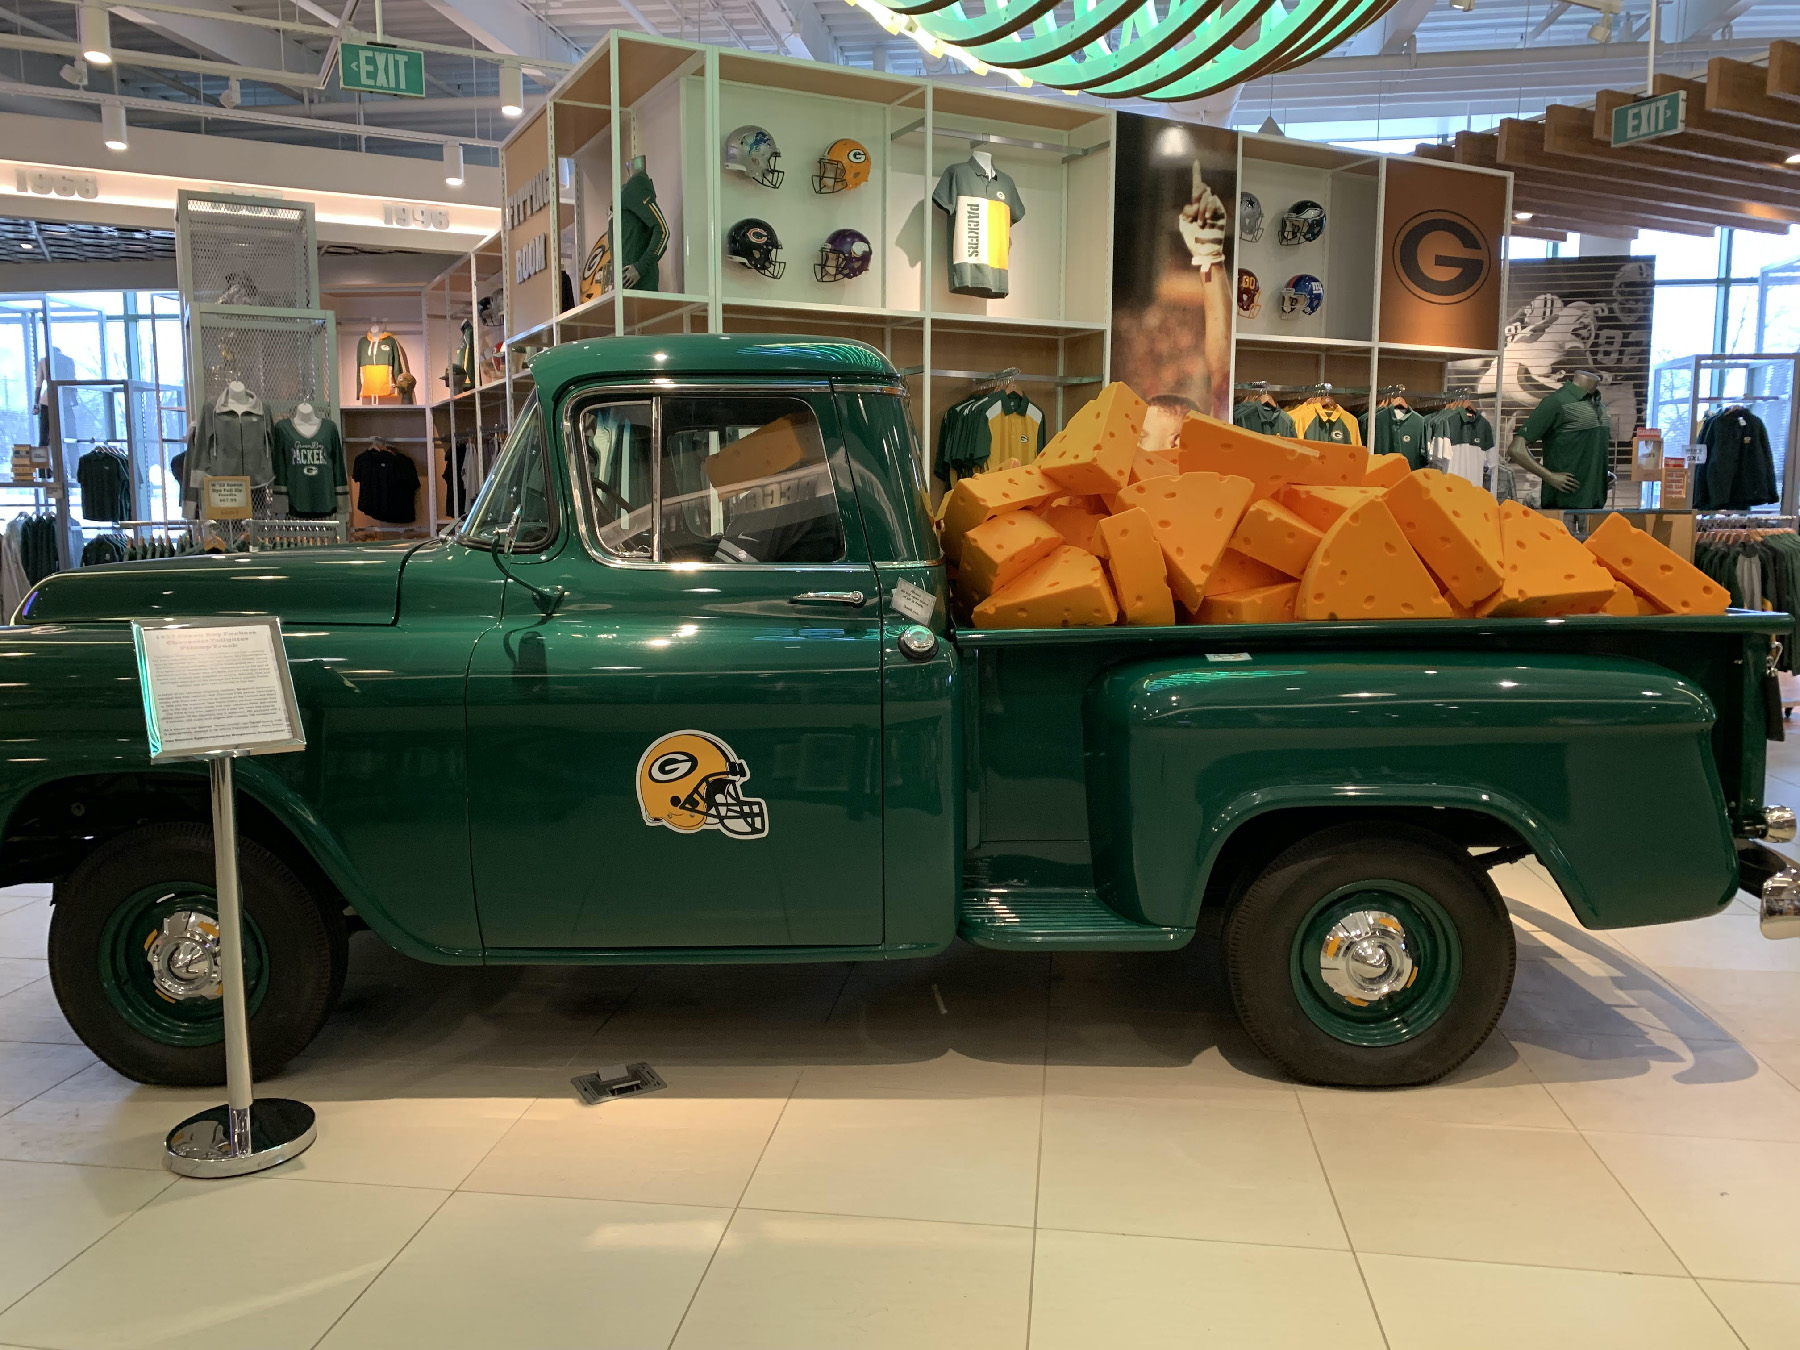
top-left (636, 730), bottom-right (770, 839)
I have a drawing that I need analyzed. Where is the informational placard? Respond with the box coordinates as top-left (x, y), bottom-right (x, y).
top-left (201, 475), bottom-right (252, 520)
top-left (132, 617), bottom-right (306, 762)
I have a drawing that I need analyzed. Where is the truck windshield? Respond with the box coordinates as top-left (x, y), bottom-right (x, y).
top-left (461, 404), bottom-right (557, 551)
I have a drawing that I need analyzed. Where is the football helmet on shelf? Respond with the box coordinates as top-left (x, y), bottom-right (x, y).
top-left (1280, 273), bottom-right (1325, 317)
top-left (1236, 268), bottom-right (1262, 318)
top-left (723, 125), bottom-right (784, 188)
top-left (1239, 192), bottom-right (1265, 243)
top-left (814, 139), bottom-right (871, 194)
top-left (727, 218), bottom-right (786, 279)
top-left (636, 730), bottom-right (769, 839)
top-left (815, 228), bottom-right (873, 283)
top-left (1279, 199), bottom-right (1327, 246)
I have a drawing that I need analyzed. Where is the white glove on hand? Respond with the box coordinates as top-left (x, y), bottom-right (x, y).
top-left (1178, 185), bottom-right (1227, 274)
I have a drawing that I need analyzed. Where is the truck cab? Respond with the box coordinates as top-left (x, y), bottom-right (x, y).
top-left (2, 336), bottom-right (1793, 1092)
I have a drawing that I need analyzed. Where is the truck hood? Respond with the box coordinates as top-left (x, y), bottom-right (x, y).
top-left (13, 543), bottom-right (417, 626)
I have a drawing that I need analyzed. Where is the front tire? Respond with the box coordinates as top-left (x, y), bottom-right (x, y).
top-left (49, 824), bottom-right (344, 1086)
top-left (1225, 823), bottom-right (1515, 1087)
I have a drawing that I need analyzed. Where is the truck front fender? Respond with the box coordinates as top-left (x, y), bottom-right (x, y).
top-left (1084, 649), bottom-right (1737, 931)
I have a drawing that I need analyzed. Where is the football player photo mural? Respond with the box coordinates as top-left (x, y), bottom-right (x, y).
top-left (1110, 112), bottom-right (1239, 422)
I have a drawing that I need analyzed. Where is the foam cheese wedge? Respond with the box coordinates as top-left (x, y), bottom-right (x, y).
top-left (1287, 437), bottom-right (1369, 488)
top-left (1036, 498), bottom-right (1109, 555)
top-left (1228, 498), bottom-right (1323, 578)
top-left (1036, 382), bottom-right (1147, 496)
top-left (1296, 499), bottom-right (1454, 622)
top-left (1601, 579), bottom-right (1663, 616)
top-left (1276, 484), bottom-right (1384, 533)
top-left (1475, 501), bottom-right (1618, 617)
top-left (1382, 468), bottom-right (1504, 608)
top-left (1199, 581), bottom-right (1299, 625)
top-left (1095, 507), bottom-right (1176, 626)
top-left (940, 466), bottom-right (1059, 563)
top-left (1363, 453), bottom-right (1412, 490)
top-left (1202, 548), bottom-right (1291, 598)
top-left (1177, 414), bottom-right (1327, 501)
top-left (957, 510), bottom-right (1065, 601)
top-left (1130, 451), bottom-right (1179, 484)
top-left (1116, 470), bottom-right (1257, 610)
top-left (1584, 511), bottom-right (1728, 615)
top-left (973, 544), bottom-right (1121, 629)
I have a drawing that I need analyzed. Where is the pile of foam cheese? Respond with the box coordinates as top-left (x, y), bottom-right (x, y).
top-left (941, 383), bottom-right (1728, 629)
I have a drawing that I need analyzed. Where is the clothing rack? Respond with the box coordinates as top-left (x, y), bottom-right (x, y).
top-left (1697, 513), bottom-right (1799, 529)
top-left (1696, 394), bottom-right (1786, 404)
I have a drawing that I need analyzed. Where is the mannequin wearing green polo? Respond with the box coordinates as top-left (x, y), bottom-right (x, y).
top-left (1506, 369), bottom-right (1609, 510)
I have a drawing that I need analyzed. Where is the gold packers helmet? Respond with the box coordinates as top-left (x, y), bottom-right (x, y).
top-left (636, 730), bottom-right (769, 838)
top-left (813, 139), bottom-right (871, 194)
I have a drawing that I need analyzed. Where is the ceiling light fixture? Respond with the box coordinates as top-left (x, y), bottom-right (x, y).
top-left (219, 78), bottom-right (241, 110)
top-left (1513, 211), bottom-right (1535, 221)
top-left (59, 59), bottom-right (87, 86)
top-left (1450, 0), bottom-right (1474, 9)
top-left (101, 98), bottom-right (127, 151)
top-left (444, 142), bottom-right (465, 187)
top-left (79, 3), bottom-right (112, 66)
top-left (499, 63), bottom-right (523, 118)
top-left (1587, 11), bottom-right (1614, 41)
top-left (1787, 152), bottom-right (1800, 165)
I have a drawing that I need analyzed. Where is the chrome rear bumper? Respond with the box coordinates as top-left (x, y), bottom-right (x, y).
top-left (1739, 840), bottom-right (1800, 939)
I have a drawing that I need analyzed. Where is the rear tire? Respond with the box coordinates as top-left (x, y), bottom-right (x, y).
top-left (1225, 823), bottom-right (1515, 1087)
top-left (49, 824), bottom-right (345, 1086)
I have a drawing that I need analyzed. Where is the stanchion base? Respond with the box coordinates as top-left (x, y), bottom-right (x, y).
top-left (164, 1098), bottom-right (317, 1178)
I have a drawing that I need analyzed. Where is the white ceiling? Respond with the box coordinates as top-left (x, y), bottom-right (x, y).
top-left (0, 0), bottom-right (1791, 154)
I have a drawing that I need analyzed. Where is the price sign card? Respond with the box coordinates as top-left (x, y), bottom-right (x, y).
top-left (201, 475), bottom-right (253, 520)
top-left (132, 617), bottom-right (306, 762)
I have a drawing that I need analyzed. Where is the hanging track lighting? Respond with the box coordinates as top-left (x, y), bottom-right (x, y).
top-left (101, 98), bottom-right (127, 151)
top-left (444, 142), bottom-right (465, 187)
top-left (499, 63), bottom-right (523, 118)
top-left (79, 3), bottom-right (112, 66)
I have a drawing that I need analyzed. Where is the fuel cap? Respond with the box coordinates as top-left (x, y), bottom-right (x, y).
top-left (897, 625), bottom-right (938, 661)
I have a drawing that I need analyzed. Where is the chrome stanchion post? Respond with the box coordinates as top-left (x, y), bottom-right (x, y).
top-left (163, 752), bottom-right (316, 1178)
top-left (209, 755), bottom-right (254, 1155)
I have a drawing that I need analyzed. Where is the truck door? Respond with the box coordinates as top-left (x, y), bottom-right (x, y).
top-left (464, 386), bottom-right (885, 951)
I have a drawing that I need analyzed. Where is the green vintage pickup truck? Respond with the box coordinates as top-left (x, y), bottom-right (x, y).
top-left (3, 336), bottom-right (1796, 1091)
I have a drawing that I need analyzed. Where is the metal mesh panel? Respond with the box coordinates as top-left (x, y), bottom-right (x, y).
top-left (179, 197), bottom-right (314, 310)
top-left (193, 312), bottom-right (332, 415)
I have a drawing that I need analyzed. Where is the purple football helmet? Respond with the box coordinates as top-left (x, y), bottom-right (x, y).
top-left (814, 228), bottom-right (873, 283)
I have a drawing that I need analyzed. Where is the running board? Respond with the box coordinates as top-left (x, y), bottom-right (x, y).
top-left (959, 888), bottom-right (1192, 951)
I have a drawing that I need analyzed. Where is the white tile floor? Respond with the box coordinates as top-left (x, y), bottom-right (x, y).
top-left (4, 756), bottom-right (1800, 1348)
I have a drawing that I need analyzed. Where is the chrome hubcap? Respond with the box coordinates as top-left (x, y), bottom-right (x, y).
top-left (1318, 909), bottom-right (1418, 1006)
top-left (144, 910), bottom-right (222, 1003)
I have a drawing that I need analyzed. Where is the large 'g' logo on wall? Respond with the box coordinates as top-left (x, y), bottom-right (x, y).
top-left (1393, 210), bottom-right (1492, 306)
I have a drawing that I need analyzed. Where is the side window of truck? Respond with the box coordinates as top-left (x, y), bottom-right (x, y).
top-left (462, 404), bottom-right (557, 551)
top-left (575, 394), bottom-right (846, 566)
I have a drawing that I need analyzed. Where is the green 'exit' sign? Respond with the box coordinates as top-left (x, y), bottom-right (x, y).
top-left (1611, 90), bottom-right (1686, 147)
top-left (340, 42), bottom-right (425, 98)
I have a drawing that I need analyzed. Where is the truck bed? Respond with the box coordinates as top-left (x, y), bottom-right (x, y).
top-left (951, 612), bottom-right (1793, 944)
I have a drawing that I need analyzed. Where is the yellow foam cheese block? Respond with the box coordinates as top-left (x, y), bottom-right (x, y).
top-left (1475, 501), bottom-right (1619, 617)
top-left (1178, 414), bottom-right (1327, 501)
top-left (957, 510), bottom-right (1065, 601)
top-left (1202, 548), bottom-right (1291, 598)
top-left (1276, 484), bottom-right (1384, 533)
top-left (1095, 507), bottom-right (1176, 626)
top-left (1601, 579), bottom-right (1663, 616)
top-left (1035, 498), bottom-right (1108, 555)
top-left (1382, 468), bottom-right (1504, 608)
top-left (1584, 511), bottom-right (1729, 615)
top-left (940, 466), bottom-right (1058, 563)
top-left (1296, 499), bottom-right (1455, 621)
top-left (1363, 454), bottom-right (1412, 490)
top-left (1116, 471), bottom-right (1257, 610)
top-left (973, 544), bottom-right (1121, 629)
top-left (1036, 383), bottom-right (1147, 496)
top-left (1130, 450), bottom-right (1179, 484)
top-left (1228, 498), bottom-right (1323, 579)
top-left (704, 412), bottom-right (809, 488)
top-left (1286, 437), bottom-right (1369, 488)
top-left (1199, 581), bottom-right (1299, 625)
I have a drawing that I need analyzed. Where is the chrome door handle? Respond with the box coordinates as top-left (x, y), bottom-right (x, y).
top-left (790, 590), bottom-right (866, 607)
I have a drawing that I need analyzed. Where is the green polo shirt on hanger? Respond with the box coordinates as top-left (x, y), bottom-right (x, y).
top-left (1520, 380), bottom-right (1610, 510)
